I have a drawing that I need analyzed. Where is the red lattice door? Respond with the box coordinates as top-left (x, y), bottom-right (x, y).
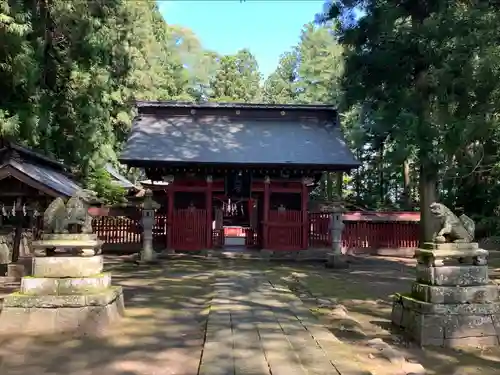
top-left (171, 209), bottom-right (207, 251)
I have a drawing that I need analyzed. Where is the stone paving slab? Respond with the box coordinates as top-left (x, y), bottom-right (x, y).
top-left (199, 272), bottom-right (363, 375)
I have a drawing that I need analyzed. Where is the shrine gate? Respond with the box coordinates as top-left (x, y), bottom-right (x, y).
top-left (119, 101), bottom-right (359, 252)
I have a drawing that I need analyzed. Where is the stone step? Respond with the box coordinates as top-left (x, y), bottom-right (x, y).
top-left (392, 294), bottom-right (500, 347)
top-left (416, 264), bottom-right (489, 286)
top-left (411, 282), bottom-right (499, 304)
top-left (21, 273), bottom-right (111, 295)
top-left (32, 255), bottom-right (104, 278)
top-left (0, 286), bottom-right (124, 336)
top-left (416, 246), bottom-right (488, 267)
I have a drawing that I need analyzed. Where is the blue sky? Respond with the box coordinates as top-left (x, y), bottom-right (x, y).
top-left (157, 0), bottom-right (325, 78)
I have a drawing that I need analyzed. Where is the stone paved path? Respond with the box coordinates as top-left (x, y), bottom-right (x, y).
top-left (1, 265), bottom-right (368, 375)
top-left (199, 271), bottom-right (365, 375)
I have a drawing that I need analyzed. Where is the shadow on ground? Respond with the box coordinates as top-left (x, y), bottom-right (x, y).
top-left (268, 255), bottom-right (500, 375)
top-left (0, 258), bottom-right (217, 375)
top-left (0, 254), bottom-right (499, 375)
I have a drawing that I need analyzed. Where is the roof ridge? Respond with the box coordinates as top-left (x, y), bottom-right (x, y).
top-left (135, 100), bottom-right (337, 111)
top-left (4, 140), bottom-right (71, 173)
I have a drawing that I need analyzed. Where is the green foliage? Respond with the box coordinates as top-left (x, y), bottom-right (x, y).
top-left (0, 0), bottom-right (197, 176)
top-left (6, 0), bottom-right (500, 239)
top-left (209, 49), bottom-right (262, 102)
top-left (295, 23), bottom-right (344, 105)
top-left (262, 21), bottom-right (347, 204)
top-left (0, 0), bottom-right (268, 197)
top-left (262, 51), bottom-right (299, 104)
top-left (86, 167), bottom-right (127, 205)
top-left (262, 23), bottom-right (344, 105)
top-left (317, 1), bottom-right (500, 237)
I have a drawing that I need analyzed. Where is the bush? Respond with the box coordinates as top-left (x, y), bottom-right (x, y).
top-left (86, 167), bottom-right (127, 205)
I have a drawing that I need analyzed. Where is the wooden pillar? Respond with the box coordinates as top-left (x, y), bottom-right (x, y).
top-left (263, 176), bottom-right (270, 249)
top-left (166, 182), bottom-right (174, 250)
top-left (301, 178), bottom-right (310, 250)
top-left (206, 175), bottom-right (213, 249)
top-left (12, 197), bottom-right (23, 263)
top-left (247, 198), bottom-right (253, 227)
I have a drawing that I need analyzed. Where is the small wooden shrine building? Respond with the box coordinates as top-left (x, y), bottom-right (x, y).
top-left (0, 138), bottom-right (83, 266)
top-left (119, 101), bottom-right (359, 252)
top-left (0, 138), bottom-right (81, 202)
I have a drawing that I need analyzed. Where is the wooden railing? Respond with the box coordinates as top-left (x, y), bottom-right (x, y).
top-left (86, 210), bottom-right (421, 254)
top-left (308, 211), bottom-right (420, 255)
top-left (92, 213), bottom-right (168, 251)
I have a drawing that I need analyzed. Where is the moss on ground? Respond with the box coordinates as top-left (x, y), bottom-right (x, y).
top-left (263, 258), bottom-right (500, 375)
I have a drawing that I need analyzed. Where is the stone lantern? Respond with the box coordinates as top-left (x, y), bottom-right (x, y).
top-left (141, 189), bottom-right (160, 262)
top-left (330, 205), bottom-right (344, 254)
top-left (326, 204), bottom-right (348, 268)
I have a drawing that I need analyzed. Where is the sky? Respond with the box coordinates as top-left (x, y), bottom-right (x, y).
top-left (157, 0), bottom-right (326, 78)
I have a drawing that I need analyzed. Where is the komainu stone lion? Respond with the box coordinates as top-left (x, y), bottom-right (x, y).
top-left (43, 190), bottom-right (98, 234)
top-left (429, 202), bottom-right (475, 243)
top-left (66, 189), bottom-right (97, 234)
top-left (43, 197), bottom-right (68, 234)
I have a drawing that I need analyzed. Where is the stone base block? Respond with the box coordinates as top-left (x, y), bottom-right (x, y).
top-left (32, 234), bottom-right (103, 257)
top-left (0, 263), bottom-right (7, 277)
top-left (32, 255), bottom-right (103, 278)
top-left (21, 273), bottom-right (111, 295)
top-left (422, 242), bottom-right (479, 251)
top-left (40, 233), bottom-right (99, 241)
top-left (411, 282), bottom-right (499, 304)
top-left (7, 263), bottom-right (26, 279)
top-left (325, 253), bottom-right (350, 269)
top-left (0, 287), bottom-right (124, 336)
top-left (416, 264), bottom-right (488, 286)
top-left (297, 249), bottom-right (329, 261)
top-left (416, 245), bottom-right (488, 266)
top-left (391, 294), bottom-right (500, 347)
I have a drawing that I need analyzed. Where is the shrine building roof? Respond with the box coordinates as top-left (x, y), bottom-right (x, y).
top-left (119, 101), bottom-right (360, 171)
top-left (104, 163), bottom-right (138, 190)
top-left (0, 138), bottom-right (82, 197)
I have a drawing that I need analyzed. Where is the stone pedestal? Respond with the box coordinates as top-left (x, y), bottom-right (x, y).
top-left (326, 208), bottom-right (349, 269)
top-left (0, 234), bottom-right (124, 336)
top-left (325, 253), bottom-right (349, 269)
top-left (392, 242), bottom-right (500, 347)
top-left (140, 189), bottom-right (160, 263)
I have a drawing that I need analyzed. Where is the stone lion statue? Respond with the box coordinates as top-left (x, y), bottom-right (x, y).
top-left (66, 189), bottom-right (98, 234)
top-left (43, 190), bottom-right (98, 234)
top-left (429, 202), bottom-right (475, 243)
top-left (43, 197), bottom-right (67, 234)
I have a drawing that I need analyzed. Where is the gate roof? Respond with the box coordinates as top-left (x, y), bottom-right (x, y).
top-left (119, 101), bottom-right (360, 171)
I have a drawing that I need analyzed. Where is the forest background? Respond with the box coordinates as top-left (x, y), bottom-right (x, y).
top-left (2, 1), bottom-right (500, 241)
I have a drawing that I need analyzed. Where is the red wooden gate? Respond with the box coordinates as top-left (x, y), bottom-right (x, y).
top-left (267, 210), bottom-right (303, 250)
top-left (171, 209), bottom-right (207, 251)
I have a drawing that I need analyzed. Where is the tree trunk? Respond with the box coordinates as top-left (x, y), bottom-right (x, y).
top-left (419, 163), bottom-right (438, 246)
top-left (336, 172), bottom-right (343, 199)
top-left (379, 145), bottom-right (384, 203)
top-left (11, 218), bottom-right (23, 263)
top-left (326, 172), bottom-right (333, 201)
top-left (402, 159), bottom-right (412, 209)
top-left (355, 150), bottom-right (361, 203)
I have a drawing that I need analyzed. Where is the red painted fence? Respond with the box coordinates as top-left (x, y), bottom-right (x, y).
top-left (90, 210), bottom-right (421, 254)
top-left (308, 212), bottom-right (420, 256)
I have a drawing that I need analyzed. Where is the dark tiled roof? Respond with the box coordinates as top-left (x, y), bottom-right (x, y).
top-left (104, 163), bottom-right (137, 189)
top-left (119, 113), bottom-right (359, 169)
top-left (0, 138), bottom-right (70, 173)
top-left (4, 160), bottom-right (81, 197)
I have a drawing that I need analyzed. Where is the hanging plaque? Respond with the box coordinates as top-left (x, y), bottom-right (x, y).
top-left (225, 170), bottom-right (251, 198)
